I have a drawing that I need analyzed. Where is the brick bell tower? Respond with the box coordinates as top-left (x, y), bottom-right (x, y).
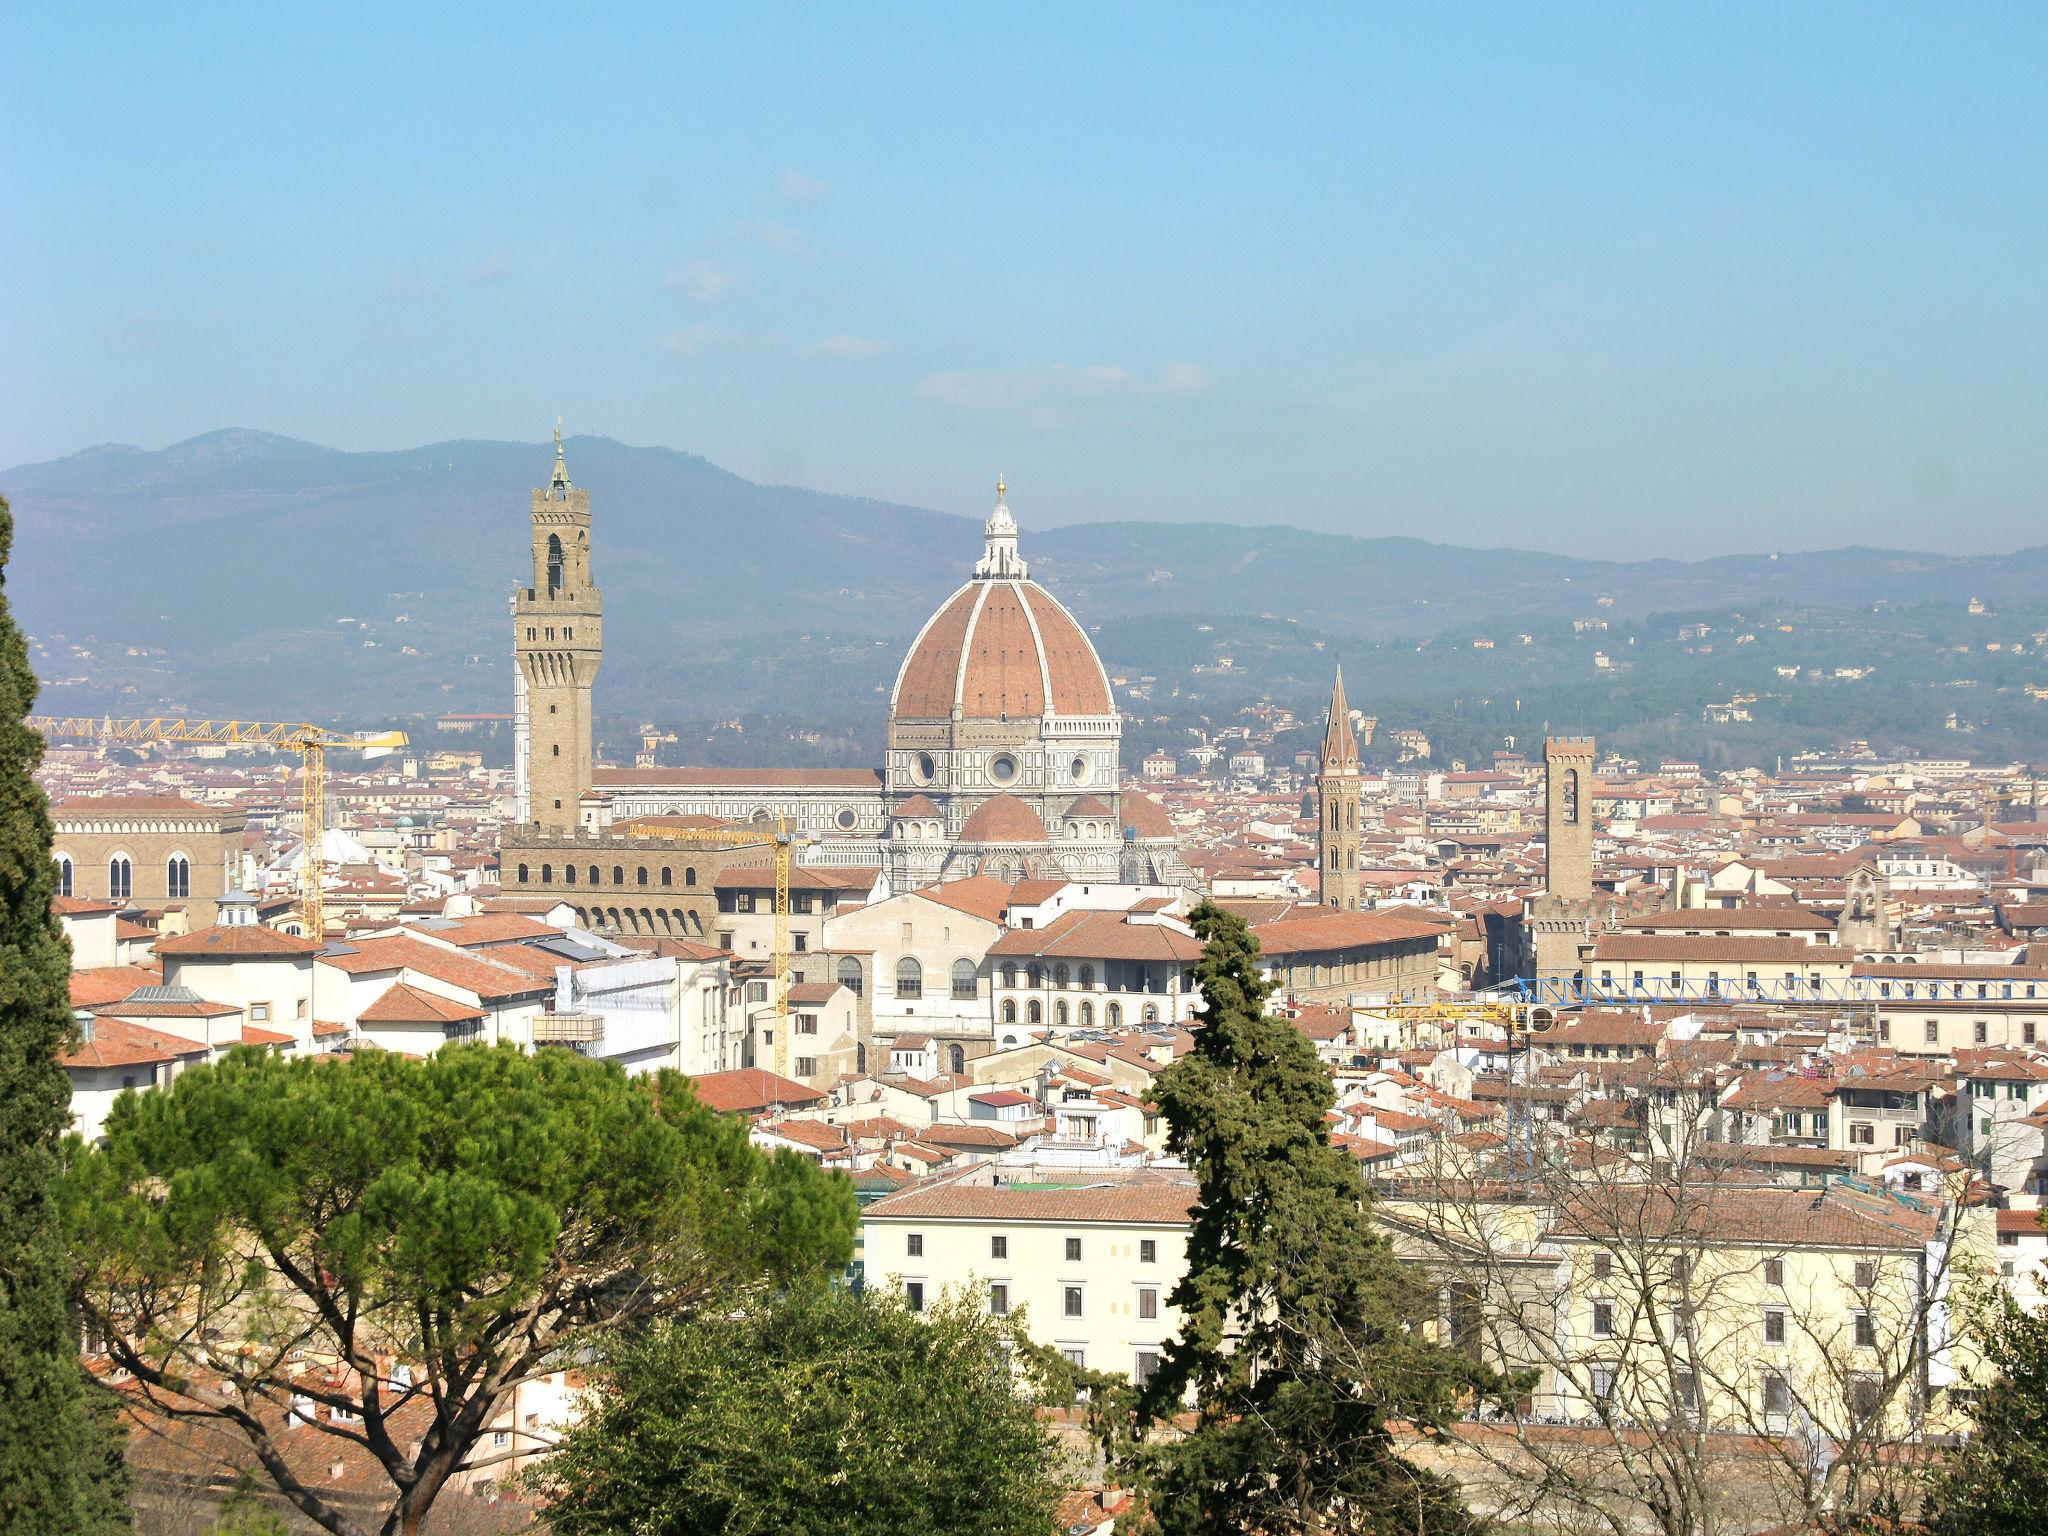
top-left (1317, 665), bottom-right (1362, 911)
top-left (514, 423), bottom-right (602, 831)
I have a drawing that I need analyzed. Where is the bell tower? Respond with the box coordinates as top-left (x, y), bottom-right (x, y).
top-left (1317, 665), bottom-right (1361, 910)
top-left (514, 423), bottom-right (602, 831)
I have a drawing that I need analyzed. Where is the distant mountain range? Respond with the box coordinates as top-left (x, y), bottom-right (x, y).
top-left (8, 428), bottom-right (2047, 726)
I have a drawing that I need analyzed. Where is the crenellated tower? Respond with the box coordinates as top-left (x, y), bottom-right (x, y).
top-left (514, 424), bottom-right (602, 830)
top-left (1317, 665), bottom-right (1361, 910)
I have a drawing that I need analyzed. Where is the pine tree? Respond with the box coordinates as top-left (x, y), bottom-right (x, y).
top-left (1926, 1275), bottom-right (2048, 1536)
top-left (1130, 900), bottom-right (1483, 1536)
top-left (0, 492), bottom-right (130, 1531)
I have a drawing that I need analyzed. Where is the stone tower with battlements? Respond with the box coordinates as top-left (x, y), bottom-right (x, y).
top-left (1525, 735), bottom-right (1597, 983)
top-left (1317, 666), bottom-right (1361, 911)
top-left (1542, 736), bottom-right (1595, 904)
top-left (514, 426), bottom-right (602, 831)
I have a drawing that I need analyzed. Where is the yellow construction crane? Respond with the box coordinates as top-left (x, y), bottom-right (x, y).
top-left (29, 716), bottom-right (408, 938)
top-left (624, 816), bottom-right (804, 1080)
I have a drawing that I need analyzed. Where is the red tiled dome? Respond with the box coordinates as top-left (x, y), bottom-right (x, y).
top-left (958, 794), bottom-right (1047, 843)
top-left (892, 579), bottom-right (1113, 721)
top-left (1122, 791), bottom-right (1175, 839)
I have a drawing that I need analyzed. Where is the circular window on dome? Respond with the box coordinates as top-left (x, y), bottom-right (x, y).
top-left (1069, 755), bottom-right (1090, 784)
top-left (988, 753), bottom-right (1019, 785)
top-left (835, 808), bottom-right (858, 830)
top-left (912, 751), bottom-right (936, 784)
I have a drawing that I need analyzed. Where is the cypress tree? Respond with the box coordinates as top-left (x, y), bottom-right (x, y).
top-left (0, 492), bottom-right (130, 1532)
top-left (1131, 900), bottom-right (1483, 1536)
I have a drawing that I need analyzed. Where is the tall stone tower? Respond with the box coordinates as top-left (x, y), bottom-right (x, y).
top-left (1525, 735), bottom-right (1596, 984)
top-left (1542, 736), bottom-right (1595, 904)
top-left (514, 425), bottom-right (602, 831)
top-left (1317, 666), bottom-right (1361, 911)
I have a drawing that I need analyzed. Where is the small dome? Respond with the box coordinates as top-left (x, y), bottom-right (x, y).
top-left (892, 794), bottom-right (942, 817)
top-left (958, 794), bottom-right (1047, 843)
top-left (1066, 794), bottom-right (1112, 818)
top-left (1122, 791), bottom-right (1175, 839)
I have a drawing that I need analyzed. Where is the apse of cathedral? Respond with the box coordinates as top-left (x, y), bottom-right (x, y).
top-left (512, 447), bottom-right (1195, 898)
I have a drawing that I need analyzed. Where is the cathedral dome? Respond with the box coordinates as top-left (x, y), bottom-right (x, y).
top-left (958, 793), bottom-right (1047, 843)
top-left (890, 484), bottom-right (1113, 722)
top-left (1121, 791), bottom-right (1175, 839)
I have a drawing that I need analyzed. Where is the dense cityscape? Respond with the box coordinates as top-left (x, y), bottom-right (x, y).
top-left (8, 9), bottom-right (2048, 1536)
top-left (15, 434), bottom-right (2047, 1533)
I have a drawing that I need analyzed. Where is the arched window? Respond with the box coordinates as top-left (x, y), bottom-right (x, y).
top-left (1055, 1000), bottom-right (1069, 1027)
top-left (838, 956), bottom-right (864, 996)
top-left (1053, 962), bottom-right (1070, 988)
top-left (637, 866), bottom-right (649, 887)
top-left (589, 864), bottom-right (601, 885)
top-left (1000, 962), bottom-right (1018, 990)
top-left (685, 867), bottom-right (697, 887)
top-left (546, 533), bottom-right (565, 594)
top-left (1027, 963), bottom-right (1044, 988)
top-left (565, 865), bottom-right (578, 885)
top-left (1001, 999), bottom-right (1017, 1024)
top-left (1106, 1001), bottom-right (1122, 1028)
top-left (540, 864), bottom-right (553, 884)
top-left (614, 866), bottom-right (626, 886)
top-left (1143, 1003), bottom-right (1160, 1024)
top-left (108, 855), bottom-right (133, 901)
top-left (1079, 964), bottom-right (1096, 989)
top-left (1027, 999), bottom-right (1042, 1025)
top-left (517, 863), bottom-right (529, 883)
top-left (856, 1042), bottom-right (868, 1074)
top-left (952, 958), bottom-right (978, 1000)
top-left (660, 866), bottom-right (673, 887)
top-left (55, 854), bottom-right (73, 897)
top-left (1079, 1001), bottom-right (1094, 1028)
top-left (164, 855), bottom-right (191, 899)
top-left (948, 1044), bottom-right (965, 1075)
top-left (895, 957), bottom-right (923, 999)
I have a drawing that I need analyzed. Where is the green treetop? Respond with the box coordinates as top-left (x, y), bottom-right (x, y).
top-left (1130, 900), bottom-right (1487, 1536)
top-left (0, 491), bottom-right (132, 1533)
top-left (61, 1043), bottom-right (857, 1536)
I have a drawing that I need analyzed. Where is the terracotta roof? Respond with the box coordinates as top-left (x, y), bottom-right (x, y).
top-left (68, 965), bottom-right (163, 1008)
top-left (597, 767), bottom-right (884, 789)
top-left (51, 796), bottom-right (221, 816)
top-left (911, 875), bottom-right (1014, 924)
top-left (1619, 907), bottom-right (1836, 933)
top-left (1064, 795), bottom-right (1113, 818)
top-left (1007, 878), bottom-right (1066, 904)
top-left (62, 1018), bottom-right (210, 1070)
top-left (1548, 1182), bottom-right (1937, 1250)
top-left (1251, 909), bottom-right (1443, 957)
top-left (315, 934), bottom-right (552, 1002)
top-left (988, 908), bottom-right (1202, 963)
top-left (1591, 935), bottom-right (1856, 965)
top-left (891, 578), bottom-right (1113, 720)
top-left (412, 913), bottom-right (559, 946)
top-left (891, 794), bottom-right (942, 817)
top-left (1121, 791), bottom-right (1175, 839)
top-left (54, 895), bottom-right (120, 916)
top-left (786, 981), bottom-right (848, 1006)
top-left (957, 794), bottom-right (1046, 844)
top-left (356, 981), bottom-right (486, 1025)
top-left (865, 1169), bottom-right (1198, 1225)
top-left (687, 1067), bottom-right (827, 1114)
top-left (714, 864), bottom-right (877, 892)
top-left (155, 924), bottom-right (321, 958)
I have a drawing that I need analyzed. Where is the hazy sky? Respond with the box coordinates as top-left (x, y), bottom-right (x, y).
top-left (5, 3), bottom-right (2044, 556)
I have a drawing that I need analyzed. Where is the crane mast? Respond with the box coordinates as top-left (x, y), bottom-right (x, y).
top-left (28, 715), bottom-right (407, 938)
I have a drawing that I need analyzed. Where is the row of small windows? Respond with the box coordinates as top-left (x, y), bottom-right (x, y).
top-left (999, 997), bottom-right (1154, 1028)
top-left (519, 863), bottom-right (696, 888)
top-left (995, 961), bottom-right (1194, 991)
top-left (54, 854), bottom-right (188, 901)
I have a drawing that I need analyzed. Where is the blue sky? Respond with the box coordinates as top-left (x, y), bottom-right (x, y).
top-left (4, 2), bottom-right (2044, 556)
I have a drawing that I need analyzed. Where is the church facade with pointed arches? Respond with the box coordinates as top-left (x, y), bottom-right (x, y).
top-left (506, 443), bottom-right (1196, 905)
